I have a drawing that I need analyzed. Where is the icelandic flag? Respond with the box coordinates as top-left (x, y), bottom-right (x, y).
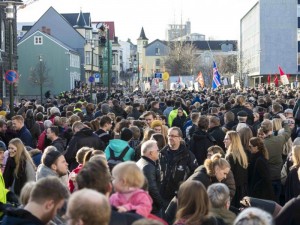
top-left (212, 61), bottom-right (221, 89)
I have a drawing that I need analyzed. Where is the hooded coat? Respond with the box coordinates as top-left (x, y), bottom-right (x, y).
top-left (104, 139), bottom-right (135, 161)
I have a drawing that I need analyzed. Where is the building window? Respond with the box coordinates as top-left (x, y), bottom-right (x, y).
top-left (155, 48), bottom-right (160, 55)
top-left (85, 51), bottom-right (91, 65)
top-left (70, 54), bottom-right (80, 68)
top-left (155, 59), bottom-right (160, 66)
top-left (34, 36), bottom-right (43, 45)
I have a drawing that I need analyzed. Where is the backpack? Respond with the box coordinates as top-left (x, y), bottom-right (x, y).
top-left (108, 146), bottom-right (130, 171)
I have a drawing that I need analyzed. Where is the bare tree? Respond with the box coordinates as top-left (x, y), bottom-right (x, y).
top-left (164, 41), bottom-right (199, 76)
top-left (214, 54), bottom-right (237, 75)
top-left (28, 60), bottom-right (52, 103)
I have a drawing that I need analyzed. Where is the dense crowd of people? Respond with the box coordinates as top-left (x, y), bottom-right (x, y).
top-left (0, 86), bottom-right (298, 224)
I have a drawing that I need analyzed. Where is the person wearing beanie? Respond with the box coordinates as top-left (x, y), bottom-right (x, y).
top-left (36, 146), bottom-right (68, 181)
top-left (104, 128), bottom-right (135, 163)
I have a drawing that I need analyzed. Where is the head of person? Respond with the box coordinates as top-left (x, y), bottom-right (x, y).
top-left (224, 111), bottom-right (235, 124)
top-left (120, 128), bottom-right (133, 142)
top-left (8, 138), bottom-right (35, 175)
top-left (72, 121), bottom-right (86, 134)
top-left (66, 188), bottom-right (111, 225)
top-left (141, 140), bottom-right (159, 162)
top-left (207, 145), bottom-right (225, 159)
top-left (272, 103), bottom-right (282, 114)
top-left (46, 126), bottom-right (59, 141)
top-left (76, 147), bottom-right (92, 165)
top-left (0, 119), bottom-right (7, 133)
top-left (238, 127), bottom-right (253, 150)
top-left (150, 120), bottom-right (163, 134)
top-left (260, 119), bottom-right (273, 136)
top-left (209, 116), bottom-right (220, 129)
top-left (237, 111), bottom-right (248, 123)
top-left (224, 131), bottom-right (248, 169)
top-left (272, 118), bottom-right (282, 132)
top-left (249, 137), bottom-right (269, 160)
top-left (25, 177), bottom-right (70, 224)
top-left (76, 158), bottom-right (112, 195)
top-left (204, 153), bottom-right (230, 182)
top-left (287, 117), bottom-right (295, 130)
top-left (12, 115), bottom-right (24, 131)
top-left (177, 107), bottom-right (184, 117)
top-left (233, 207), bottom-right (273, 225)
top-left (129, 126), bottom-right (141, 140)
top-left (20, 181), bottom-right (36, 206)
top-left (0, 141), bottom-right (6, 165)
top-left (167, 127), bottom-right (182, 150)
top-left (111, 161), bottom-right (145, 193)
top-left (143, 111), bottom-right (156, 127)
top-left (175, 180), bottom-right (210, 225)
top-left (150, 133), bottom-right (166, 150)
top-left (99, 116), bottom-right (112, 131)
top-left (207, 183), bottom-right (231, 210)
top-left (142, 128), bottom-right (156, 142)
top-left (198, 116), bottom-right (209, 131)
top-left (42, 146), bottom-right (68, 177)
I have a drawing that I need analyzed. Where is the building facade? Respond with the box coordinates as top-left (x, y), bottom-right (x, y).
top-left (166, 20), bottom-right (191, 41)
top-left (241, 0), bottom-right (297, 85)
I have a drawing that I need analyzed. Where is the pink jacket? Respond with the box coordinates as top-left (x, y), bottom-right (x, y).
top-left (110, 188), bottom-right (153, 217)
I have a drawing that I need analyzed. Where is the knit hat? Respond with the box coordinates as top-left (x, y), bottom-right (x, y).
top-left (43, 150), bottom-right (62, 168)
top-left (120, 128), bottom-right (133, 141)
top-left (0, 141), bottom-right (6, 152)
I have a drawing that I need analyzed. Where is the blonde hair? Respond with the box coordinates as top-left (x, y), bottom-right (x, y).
top-left (292, 145), bottom-right (300, 168)
top-left (204, 153), bottom-right (230, 176)
top-left (9, 138), bottom-right (36, 178)
top-left (225, 131), bottom-right (248, 169)
top-left (20, 181), bottom-right (36, 205)
top-left (272, 118), bottom-right (282, 132)
top-left (112, 162), bottom-right (145, 189)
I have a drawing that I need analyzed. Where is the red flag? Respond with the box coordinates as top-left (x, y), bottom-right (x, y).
top-left (196, 71), bottom-right (205, 88)
top-left (278, 66), bottom-right (289, 85)
top-left (267, 74), bottom-right (271, 84)
top-left (177, 75), bottom-right (181, 83)
top-left (274, 74), bottom-right (279, 87)
top-left (287, 74), bottom-right (290, 79)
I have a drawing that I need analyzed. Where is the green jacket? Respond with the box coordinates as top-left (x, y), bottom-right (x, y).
top-left (0, 170), bottom-right (8, 217)
top-left (168, 109), bottom-right (187, 127)
top-left (263, 122), bottom-right (291, 180)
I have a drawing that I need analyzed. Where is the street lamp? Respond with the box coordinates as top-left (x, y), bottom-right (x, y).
top-left (2, 1), bottom-right (23, 115)
top-left (39, 55), bottom-right (43, 104)
top-left (90, 40), bottom-right (95, 103)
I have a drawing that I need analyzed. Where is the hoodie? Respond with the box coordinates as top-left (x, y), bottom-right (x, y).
top-left (1, 208), bottom-right (44, 225)
top-left (51, 137), bottom-right (67, 153)
top-left (105, 139), bottom-right (135, 161)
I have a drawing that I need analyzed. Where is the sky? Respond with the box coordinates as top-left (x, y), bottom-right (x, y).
top-left (17, 0), bottom-right (258, 44)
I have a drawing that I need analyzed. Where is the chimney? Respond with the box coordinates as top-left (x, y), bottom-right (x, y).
top-left (46, 28), bottom-right (51, 35)
top-left (41, 26), bottom-right (46, 33)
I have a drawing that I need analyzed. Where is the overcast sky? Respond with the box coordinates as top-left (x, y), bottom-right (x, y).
top-left (17, 0), bottom-right (258, 43)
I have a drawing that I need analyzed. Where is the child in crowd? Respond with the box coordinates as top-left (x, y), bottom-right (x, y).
top-left (129, 126), bottom-right (141, 150)
top-left (109, 161), bottom-right (152, 217)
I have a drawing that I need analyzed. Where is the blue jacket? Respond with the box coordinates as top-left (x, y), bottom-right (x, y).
top-left (105, 139), bottom-right (135, 161)
top-left (17, 126), bottom-right (34, 148)
top-left (191, 96), bottom-right (201, 105)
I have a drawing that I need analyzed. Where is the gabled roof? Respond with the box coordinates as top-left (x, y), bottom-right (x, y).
top-left (145, 39), bottom-right (168, 48)
top-left (137, 27), bottom-right (148, 40)
top-left (18, 7), bottom-right (86, 45)
top-left (18, 30), bottom-right (78, 54)
top-left (91, 21), bottom-right (115, 41)
top-left (62, 11), bottom-right (91, 28)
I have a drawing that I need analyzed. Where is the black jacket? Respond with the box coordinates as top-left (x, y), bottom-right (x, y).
top-left (128, 108), bottom-right (141, 120)
top-left (172, 115), bottom-right (187, 133)
top-left (208, 126), bottom-right (226, 151)
top-left (64, 127), bottom-right (105, 170)
top-left (189, 129), bottom-right (216, 165)
top-left (51, 137), bottom-right (67, 153)
top-left (248, 152), bottom-right (275, 201)
top-left (136, 156), bottom-right (165, 213)
top-left (111, 106), bottom-right (127, 118)
top-left (110, 207), bottom-right (143, 225)
top-left (2, 208), bottom-right (44, 225)
top-left (159, 144), bottom-right (198, 202)
top-left (230, 105), bottom-right (254, 125)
